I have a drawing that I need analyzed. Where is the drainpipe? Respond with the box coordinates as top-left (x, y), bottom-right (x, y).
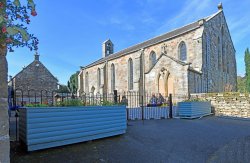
top-left (140, 49), bottom-right (145, 105)
top-left (105, 60), bottom-right (108, 97)
top-left (82, 67), bottom-right (86, 94)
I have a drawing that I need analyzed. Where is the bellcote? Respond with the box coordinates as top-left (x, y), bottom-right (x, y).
top-left (102, 39), bottom-right (114, 58)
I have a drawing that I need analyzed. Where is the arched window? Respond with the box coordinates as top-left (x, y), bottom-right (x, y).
top-left (217, 37), bottom-right (221, 69)
top-left (111, 64), bottom-right (115, 92)
top-left (85, 72), bottom-right (89, 93)
top-left (128, 58), bottom-right (133, 90)
top-left (179, 41), bottom-right (187, 61)
top-left (203, 33), bottom-right (211, 93)
top-left (149, 51), bottom-right (157, 68)
top-left (221, 26), bottom-right (226, 72)
top-left (206, 34), bottom-right (211, 68)
top-left (107, 43), bottom-right (111, 55)
top-left (97, 68), bottom-right (101, 89)
top-left (226, 45), bottom-right (230, 74)
top-left (91, 86), bottom-right (95, 94)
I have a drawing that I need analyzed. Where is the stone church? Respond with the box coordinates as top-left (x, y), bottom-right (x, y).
top-left (77, 4), bottom-right (237, 98)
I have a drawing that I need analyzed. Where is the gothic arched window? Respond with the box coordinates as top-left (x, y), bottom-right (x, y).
top-left (111, 64), bottom-right (115, 92)
top-left (128, 58), bottom-right (133, 90)
top-left (206, 34), bottom-right (211, 68)
top-left (97, 68), bottom-right (101, 89)
top-left (85, 72), bottom-right (89, 93)
top-left (221, 26), bottom-right (226, 72)
top-left (226, 45), bottom-right (230, 73)
top-left (217, 37), bottom-right (221, 69)
top-left (149, 51), bottom-right (157, 68)
top-left (179, 41), bottom-right (187, 61)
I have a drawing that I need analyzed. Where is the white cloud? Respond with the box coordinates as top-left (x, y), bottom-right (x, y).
top-left (227, 13), bottom-right (250, 44)
top-left (154, 0), bottom-right (211, 35)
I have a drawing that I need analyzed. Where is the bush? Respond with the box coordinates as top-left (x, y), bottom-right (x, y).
top-left (56, 99), bottom-right (83, 106)
top-left (25, 103), bottom-right (49, 107)
top-left (101, 100), bottom-right (123, 106)
top-left (183, 98), bottom-right (207, 102)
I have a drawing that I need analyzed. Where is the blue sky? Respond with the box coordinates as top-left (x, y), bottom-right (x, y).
top-left (7, 0), bottom-right (250, 84)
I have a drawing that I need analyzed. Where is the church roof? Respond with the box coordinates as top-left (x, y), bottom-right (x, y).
top-left (83, 11), bottom-right (222, 69)
top-left (10, 55), bottom-right (58, 82)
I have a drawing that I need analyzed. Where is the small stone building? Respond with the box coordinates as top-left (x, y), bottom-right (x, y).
top-left (9, 53), bottom-right (58, 104)
top-left (77, 4), bottom-right (237, 99)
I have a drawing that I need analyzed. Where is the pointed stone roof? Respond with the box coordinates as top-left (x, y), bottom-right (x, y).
top-left (10, 53), bottom-right (58, 82)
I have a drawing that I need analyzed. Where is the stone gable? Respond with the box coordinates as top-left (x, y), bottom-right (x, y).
top-left (201, 11), bottom-right (237, 93)
top-left (11, 55), bottom-right (58, 93)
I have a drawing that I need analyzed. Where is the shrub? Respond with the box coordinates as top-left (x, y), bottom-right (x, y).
top-left (101, 100), bottom-right (116, 106)
top-left (160, 103), bottom-right (169, 107)
top-left (25, 103), bottom-right (49, 107)
top-left (56, 99), bottom-right (83, 106)
top-left (183, 98), bottom-right (207, 102)
top-left (101, 100), bottom-right (123, 106)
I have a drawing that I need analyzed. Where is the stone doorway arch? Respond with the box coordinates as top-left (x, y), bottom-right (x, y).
top-left (91, 86), bottom-right (95, 94)
top-left (157, 68), bottom-right (174, 96)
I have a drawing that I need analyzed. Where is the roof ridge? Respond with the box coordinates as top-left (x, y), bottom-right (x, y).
top-left (205, 10), bottom-right (222, 21)
top-left (9, 60), bottom-right (35, 81)
top-left (117, 10), bottom-right (221, 54)
top-left (10, 60), bottom-right (58, 82)
top-left (82, 10), bottom-right (220, 69)
top-left (37, 61), bottom-right (58, 81)
top-left (123, 20), bottom-right (199, 51)
top-left (108, 20), bottom-right (200, 57)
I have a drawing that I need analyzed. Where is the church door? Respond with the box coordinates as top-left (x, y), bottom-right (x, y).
top-left (158, 74), bottom-right (165, 95)
top-left (158, 69), bottom-right (174, 97)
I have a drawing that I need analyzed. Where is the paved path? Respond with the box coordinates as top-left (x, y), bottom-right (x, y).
top-left (10, 116), bottom-right (250, 163)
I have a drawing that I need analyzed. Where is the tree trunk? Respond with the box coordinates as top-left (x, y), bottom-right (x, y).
top-left (0, 45), bottom-right (10, 163)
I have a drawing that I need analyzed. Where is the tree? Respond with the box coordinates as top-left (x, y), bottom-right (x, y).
top-left (0, 1), bottom-right (37, 162)
top-left (57, 84), bottom-right (70, 93)
top-left (67, 71), bottom-right (79, 94)
top-left (244, 48), bottom-right (250, 92)
top-left (237, 76), bottom-right (246, 93)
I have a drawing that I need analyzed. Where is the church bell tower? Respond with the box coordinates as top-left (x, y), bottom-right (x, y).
top-left (102, 39), bottom-right (114, 58)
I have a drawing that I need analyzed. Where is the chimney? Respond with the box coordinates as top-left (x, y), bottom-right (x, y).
top-left (34, 51), bottom-right (39, 61)
top-left (218, 2), bottom-right (223, 11)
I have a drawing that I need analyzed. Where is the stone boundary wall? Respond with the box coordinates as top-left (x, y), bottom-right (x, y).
top-left (0, 54), bottom-right (10, 163)
top-left (190, 93), bottom-right (250, 118)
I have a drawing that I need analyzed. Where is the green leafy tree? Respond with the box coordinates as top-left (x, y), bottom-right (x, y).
top-left (244, 48), bottom-right (250, 92)
top-left (0, 1), bottom-right (37, 162)
top-left (237, 76), bottom-right (246, 93)
top-left (57, 84), bottom-right (70, 93)
top-left (67, 71), bottom-right (79, 94)
top-left (0, 0), bottom-right (38, 52)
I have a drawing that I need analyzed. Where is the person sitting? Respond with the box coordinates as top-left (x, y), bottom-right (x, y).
top-left (157, 93), bottom-right (165, 106)
top-left (120, 95), bottom-right (128, 106)
top-left (148, 93), bottom-right (158, 107)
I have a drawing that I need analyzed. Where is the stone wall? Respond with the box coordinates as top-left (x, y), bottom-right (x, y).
top-left (0, 53), bottom-right (10, 163)
top-left (191, 93), bottom-right (250, 118)
top-left (188, 70), bottom-right (202, 94)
